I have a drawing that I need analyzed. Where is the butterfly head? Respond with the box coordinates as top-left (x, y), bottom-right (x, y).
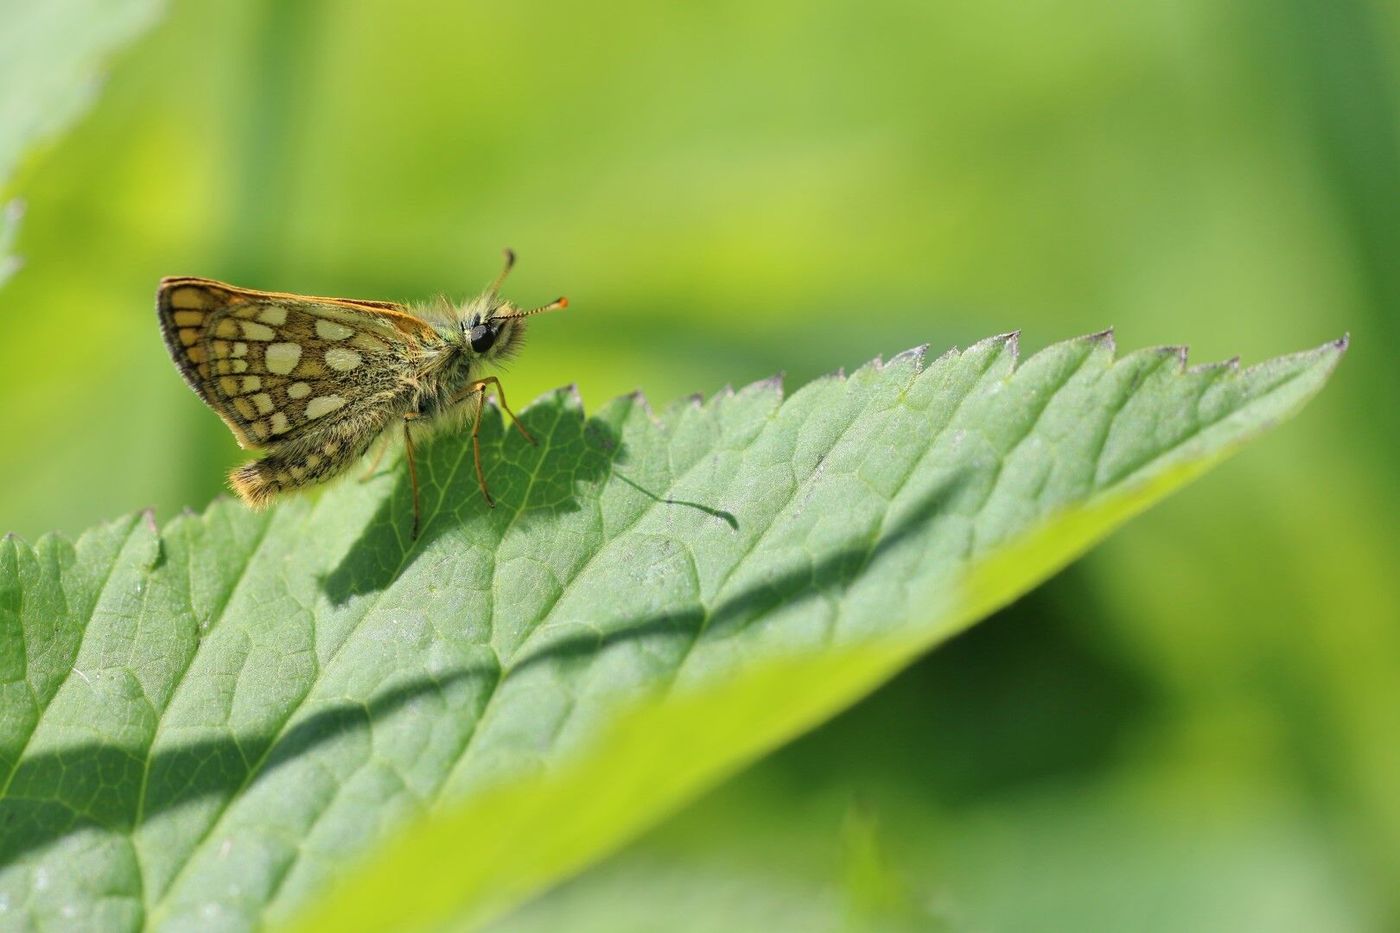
top-left (458, 249), bottom-right (568, 361)
top-left (459, 296), bottom-right (569, 360)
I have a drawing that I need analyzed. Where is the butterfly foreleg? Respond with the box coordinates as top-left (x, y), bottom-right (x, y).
top-left (466, 385), bottom-right (496, 509)
top-left (451, 376), bottom-right (535, 446)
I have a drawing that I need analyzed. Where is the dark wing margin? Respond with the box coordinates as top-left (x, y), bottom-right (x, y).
top-left (157, 277), bottom-right (227, 395)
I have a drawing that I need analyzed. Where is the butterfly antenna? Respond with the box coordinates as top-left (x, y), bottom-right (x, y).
top-left (486, 247), bottom-right (517, 300)
top-left (503, 296), bottom-right (569, 319)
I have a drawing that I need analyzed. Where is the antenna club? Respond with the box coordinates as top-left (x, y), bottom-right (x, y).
top-left (557, 296), bottom-right (569, 309)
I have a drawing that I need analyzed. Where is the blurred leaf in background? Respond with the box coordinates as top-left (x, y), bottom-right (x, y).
top-left (0, 0), bottom-right (165, 287)
top-left (0, 0), bottom-right (1396, 929)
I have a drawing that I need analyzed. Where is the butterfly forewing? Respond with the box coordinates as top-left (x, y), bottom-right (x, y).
top-left (157, 277), bottom-right (434, 449)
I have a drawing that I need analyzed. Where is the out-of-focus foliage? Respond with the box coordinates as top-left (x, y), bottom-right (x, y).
top-left (0, 0), bottom-right (1394, 929)
top-left (0, 202), bottom-right (21, 288)
top-left (0, 0), bottom-right (165, 284)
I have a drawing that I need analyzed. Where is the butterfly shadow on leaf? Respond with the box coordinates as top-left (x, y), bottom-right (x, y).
top-left (320, 390), bottom-right (624, 606)
top-left (508, 466), bottom-right (976, 678)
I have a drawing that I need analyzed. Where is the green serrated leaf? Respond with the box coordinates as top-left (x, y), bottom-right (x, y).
top-left (0, 332), bottom-right (1344, 931)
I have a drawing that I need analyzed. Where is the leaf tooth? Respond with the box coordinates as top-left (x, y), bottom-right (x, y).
top-left (602, 386), bottom-right (660, 425)
top-left (1082, 328), bottom-right (1116, 352)
top-left (561, 383), bottom-right (584, 410)
top-left (1143, 344), bottom-right (1190, 372)
top-left (888, 343), bottom-right (929, 370)
top-left (1001, 331), bottom-right (1021, 364)
top-left (966, 330), bottom-right (1019, 360)
top-left (737, 372), bottom-right (785, 399)
top-left (618, 388), bottom-right (659, 423)
top-left (1188, 355), bottom-right (1240, 376)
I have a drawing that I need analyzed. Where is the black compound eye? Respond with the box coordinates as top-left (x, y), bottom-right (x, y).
top-left (469, 324), bottom-right (496, 353)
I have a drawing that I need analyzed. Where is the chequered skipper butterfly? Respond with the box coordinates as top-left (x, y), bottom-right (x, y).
top-left (157, 250), bottom-right (567, 538)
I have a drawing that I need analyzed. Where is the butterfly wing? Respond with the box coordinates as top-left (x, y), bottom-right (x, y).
top-left (157, 277), bottom-right (439, 449)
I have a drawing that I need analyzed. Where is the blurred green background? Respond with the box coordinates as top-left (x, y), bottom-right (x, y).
top-left (2, 0), bottom-right (1396, 929)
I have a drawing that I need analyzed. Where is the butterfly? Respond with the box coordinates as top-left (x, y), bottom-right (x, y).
top-left (156, 249), bottom-right (567, 538)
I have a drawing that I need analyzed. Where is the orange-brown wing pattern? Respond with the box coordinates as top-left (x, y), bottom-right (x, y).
top-left (156, 277), bottom-right (436, 449)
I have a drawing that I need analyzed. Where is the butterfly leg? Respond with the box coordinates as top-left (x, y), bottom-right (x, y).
top-left (402, 415), bottom-right (422, 539)
top-left (468, 383), bottom-right (497, 509)
top-left (359, 437), bottom-right (389, 481)
top-left (470, 375), bottom-right (536, 446)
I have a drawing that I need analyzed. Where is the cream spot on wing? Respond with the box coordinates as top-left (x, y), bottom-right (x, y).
top-left (214, 319), bottom-right (239, 338)
top-left (170, 287), bottom-right (211, 310)
top-left (241, 376), bottom-right (261, 392)
top-left (231, 359), bottom-right (249, 373)
top-left (251, 421), bottom-right (270, 439)
top-left (266, 342), bottom-right (302, 374)
top-left (305, 395), bottom-right (347, 419)
top-left (178, 328), bottom-right (200, 346)
top-left (270, 412), bottom-right (290, 434)
top-left (351, 333), bottom-right (387, 353)
top-left (305, 454), bottom-right (321, 470)
top-left (219, 376), bottom-right (238, 395)
top-left (232, 341), bottom-right (248, 357)
top-left (173, 310), bottom-right (204, 327)
top-left (290, 465), bottom-right (307, 480)
top-left (240, 320), bottom-right (276, 341)
top-left (251, 393), bottom-right (275, 415)
top-left (287, 381), bottom-right (311, 399)
top-left (324, 347), bottom-right (362, 372)
top-left (257, 306), bottom-right (288, 325)
top-left (316, 319), bottom-right (354, 340)
top-left (187, 345), bottom-right (207, 363)
top-left (233, 398), bottom-right (256, 419)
